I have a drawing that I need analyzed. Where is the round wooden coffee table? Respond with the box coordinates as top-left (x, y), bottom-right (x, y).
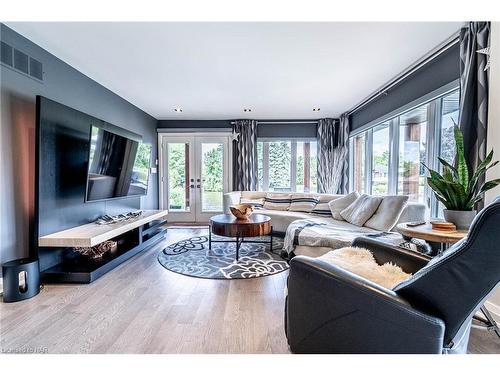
top-left (209, 214), bottom-right (272, 261)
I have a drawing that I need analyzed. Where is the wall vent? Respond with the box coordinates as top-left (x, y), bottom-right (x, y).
top-left (13, 48), bottom-right (29, 74)
top-left (29, 57), bottom-right (43, 80)
top-left (1, 41), bottom-right (13, 66)
top-left (0, 41), bottom-right (43, 82)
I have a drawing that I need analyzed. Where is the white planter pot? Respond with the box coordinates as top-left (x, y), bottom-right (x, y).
top-left (443, 209), bottom-right (477, 230)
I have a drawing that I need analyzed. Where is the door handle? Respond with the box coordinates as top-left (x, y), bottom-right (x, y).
top-left (196, 184), bottom-right (201, 188)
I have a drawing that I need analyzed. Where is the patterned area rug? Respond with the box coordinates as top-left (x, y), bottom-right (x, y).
top-left (157, 235), bottom-right (289, 279)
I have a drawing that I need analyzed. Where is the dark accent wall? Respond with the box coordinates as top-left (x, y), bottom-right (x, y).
top-left (158, 119), bottom-right (318, 138)
top-left (350, 43), bottom-right (460, 131)
top-left (0, 24), bottom-right (158, 267)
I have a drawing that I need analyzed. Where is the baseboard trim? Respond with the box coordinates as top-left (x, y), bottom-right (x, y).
top-left (485, 300), bottom-right (500, 321)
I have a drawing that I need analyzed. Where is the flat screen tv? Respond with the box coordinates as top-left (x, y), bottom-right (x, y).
top-left (85, 126), bottom-right (151, 202)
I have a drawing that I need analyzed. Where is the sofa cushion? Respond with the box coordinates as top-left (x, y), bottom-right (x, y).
top-left (340, 194), bottom-right (383, 226)
top-left (364, 195), bottom-right (409, 231)
top-left (239, 197), bottom-right (265, 209)
top-left (263, 193), bottom-right (292, 211)
top-left (289, 194), bottom-right (320, 213)
top-left (328, 192), bottom-right (359, 220)
top-left (240, 191), bottom-right (267, 199)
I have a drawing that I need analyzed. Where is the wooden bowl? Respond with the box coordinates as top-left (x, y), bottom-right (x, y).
top-left (229, 204), bottom-right (254, 220)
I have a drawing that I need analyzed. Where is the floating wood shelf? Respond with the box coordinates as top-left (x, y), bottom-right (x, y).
top-left (41, 230), bottom-right (164, 283)
top-left (38, 210), bottom-right (168, 248)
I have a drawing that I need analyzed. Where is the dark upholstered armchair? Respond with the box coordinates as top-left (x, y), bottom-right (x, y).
top-left (285, 197), bottom-right (500, 354)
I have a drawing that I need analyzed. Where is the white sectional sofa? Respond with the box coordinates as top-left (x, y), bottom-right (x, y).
top-left (223, 191), bottom-right (427, 257)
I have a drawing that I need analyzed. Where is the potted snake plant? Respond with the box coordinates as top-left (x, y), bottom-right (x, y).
top-left (422, 125), bottom-right (500, 229)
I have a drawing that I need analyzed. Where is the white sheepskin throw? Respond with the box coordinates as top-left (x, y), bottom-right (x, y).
top-left (318, 247), bottom-right (411, 289)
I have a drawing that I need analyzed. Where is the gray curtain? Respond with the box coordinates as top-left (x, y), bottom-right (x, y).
top-left (317, 117), bottom-right (349, 194)
top-left (339, 113), bottom-right (350, 194)
top-left (232, 119), bottom-right (258, 191)
top-left (459, 22), bottom-right (490, 186)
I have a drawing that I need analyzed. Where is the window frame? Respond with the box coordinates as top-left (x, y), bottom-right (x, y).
top-left (257, 137), bottom-right (317, 193)
top-left (349, 132), bottom-right (368, 194)
top-left (348, 80), bottom-right (460, 217)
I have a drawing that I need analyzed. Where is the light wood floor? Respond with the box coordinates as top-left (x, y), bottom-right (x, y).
top-left (1, 228), bottom-right (499, 354)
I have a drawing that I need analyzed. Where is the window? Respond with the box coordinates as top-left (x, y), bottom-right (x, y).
top-left (351, 133), bottom-right (366, 193)
top-left (257, 140), bottom-right (317, 192)
top-left (439, 90), bottom-right (459, 165)
top-left (372, 123), bottom-right (390, 195)
top-left (437, 90), bottom-right (460, 217)
top-left (269, 141), bottom-right (292, 191)
top-left (348, 87), bottom-right (460, 217)
top-left (296, 141), bottom-right (317, 192)
top-left (397, 103), bottom-right (429, 203)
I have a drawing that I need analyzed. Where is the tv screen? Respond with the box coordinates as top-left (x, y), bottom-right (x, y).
top-left (85, 126), bottom-right (151, 202)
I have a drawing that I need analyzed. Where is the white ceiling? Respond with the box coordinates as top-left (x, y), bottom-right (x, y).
top-left (7, 22), bottom-right (462, 120)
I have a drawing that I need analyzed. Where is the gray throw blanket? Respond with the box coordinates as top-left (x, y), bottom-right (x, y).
top-left (283, 217), bottom-right (402, 254)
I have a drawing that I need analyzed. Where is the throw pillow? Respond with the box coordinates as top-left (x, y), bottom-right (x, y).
top-left (240, 197), bottom-right (265, 209)
top-left (311, 202), bottom-right (333, 216)
top-left (263, 193), bottom-right (292, 211)
top-left (328, 192), bottom-right (360, 220)
top-left (340, 194), bottom-right (383, 226)
top-left (288, 194), bottom-right (320, 213)
top-left (364, 195), bottom-right (409, 231)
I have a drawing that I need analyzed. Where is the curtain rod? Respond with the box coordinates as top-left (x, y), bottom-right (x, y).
top-left (347, 31), bottom-right (461, 116)
top-left (230, 120), bottom-right (319, 125)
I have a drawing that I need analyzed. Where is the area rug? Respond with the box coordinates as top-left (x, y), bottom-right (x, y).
top-left (157, 235), bottom-right (288, 279)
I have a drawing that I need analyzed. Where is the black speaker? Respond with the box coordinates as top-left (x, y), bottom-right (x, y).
top-left (2, 258), bottom-right (40, 303)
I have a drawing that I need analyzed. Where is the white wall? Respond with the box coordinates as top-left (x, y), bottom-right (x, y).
top-left (485, 22), bottom-right (500, 319)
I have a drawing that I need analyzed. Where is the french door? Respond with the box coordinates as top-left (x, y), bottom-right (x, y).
top-left (159, 133), bottom-right (232, 222)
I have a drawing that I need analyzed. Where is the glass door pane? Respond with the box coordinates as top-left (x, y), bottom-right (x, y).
top-left (200, 143), bottom-right (224, 212)
top-left (371, 123), bottom-right (390, 195)
top-left (167, 143), bottom-right (191, 211)
top-left (398, 104), bottom-right (429, 203)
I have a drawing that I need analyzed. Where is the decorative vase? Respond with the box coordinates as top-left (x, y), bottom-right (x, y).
top-left (443, 209), bottom-right (477, 230)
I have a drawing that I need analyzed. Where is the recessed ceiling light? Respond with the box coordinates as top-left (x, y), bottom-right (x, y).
top-left (243, 108), bottom-right (252, 112)
top-left (174, 108), bottom-right (183, 112)
top-left (312, 108), bottom-right (321, 112)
